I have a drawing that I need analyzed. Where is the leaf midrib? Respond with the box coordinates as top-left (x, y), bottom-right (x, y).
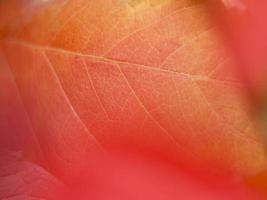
top-left (6, 39), bottom-right (239, 86)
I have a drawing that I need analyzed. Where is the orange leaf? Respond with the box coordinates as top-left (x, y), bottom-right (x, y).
top-left (0, 0), bottom-right (266, 199)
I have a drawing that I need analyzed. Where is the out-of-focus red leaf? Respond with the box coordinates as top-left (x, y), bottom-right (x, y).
top-left (207, 0), bottom-right (267, 103)
top-left (57, 150), bottom-right (261, 200)
top-left (0, 47), bottom-right (46, 165)
top-left (0, 150), bottom-right (63, 200)
top-left (206, 0), bottom-right (267, 194)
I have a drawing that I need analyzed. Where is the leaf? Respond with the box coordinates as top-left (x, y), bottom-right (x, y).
top-left (0, 150), bottom-right (63, 200)
top-left (206, 0), bottom-right (267, 194)
top-left (207, 0), bottom-right (267, 106)
top-left (0, 0), bottom-right (266, 194)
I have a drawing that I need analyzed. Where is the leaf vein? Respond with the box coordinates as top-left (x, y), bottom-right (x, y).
top-left (42, 51), bottom-right (102, 147)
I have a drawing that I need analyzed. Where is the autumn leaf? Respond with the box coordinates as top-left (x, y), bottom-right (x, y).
top-left (0, 150), bottom-right (64, 200)
top-left (206, 0), bottom-right (267, 194)
top-left (0, 0), bottom-right (266, 199)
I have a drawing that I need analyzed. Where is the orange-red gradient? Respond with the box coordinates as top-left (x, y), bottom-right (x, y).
top-left (0, 0), bottom-right (266, 199)
top-left (208, 0), bottom-right (267, 103)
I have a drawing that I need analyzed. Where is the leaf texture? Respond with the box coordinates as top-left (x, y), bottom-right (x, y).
top-left (0, 150), bottom-right (63, 200)
top-left (1, 0), bottom-right (267, 184)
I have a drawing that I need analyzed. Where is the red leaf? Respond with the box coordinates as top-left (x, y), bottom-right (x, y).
top-left (0, 0), bottom-right (265, 199)
top-left (206, 0), bottom-right (267, 193)
top-left (0, 150), bottom-right (63, 200)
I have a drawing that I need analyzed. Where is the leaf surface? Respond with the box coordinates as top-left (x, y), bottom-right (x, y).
top-left (0, 150), bottom-right (63, 200)
top-left (1, 0), bottom-right (266, 185)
